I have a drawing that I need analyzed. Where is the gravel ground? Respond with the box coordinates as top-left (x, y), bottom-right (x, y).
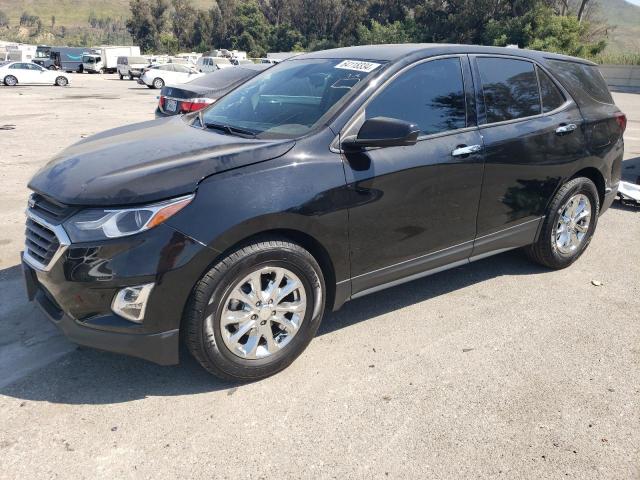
top-left (0, 74), bottom-right (638, 479)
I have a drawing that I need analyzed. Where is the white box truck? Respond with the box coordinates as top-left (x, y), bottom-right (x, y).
top-left (82, 46), bottom-right (141, 73)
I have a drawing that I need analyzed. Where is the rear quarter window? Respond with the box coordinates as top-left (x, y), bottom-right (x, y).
top-left (536, 66), bottom-right (565, 113)
top-left (546, 60), bottom-right (613, 106)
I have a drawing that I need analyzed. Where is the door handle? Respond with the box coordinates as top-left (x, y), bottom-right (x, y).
top-left (451, 144), bottom-right (482, 157)
top-left (555, 123), bottom-right (577, 135)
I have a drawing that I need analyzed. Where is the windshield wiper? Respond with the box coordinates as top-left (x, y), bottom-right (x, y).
top-left (204, 122), bottom-right (257, 139)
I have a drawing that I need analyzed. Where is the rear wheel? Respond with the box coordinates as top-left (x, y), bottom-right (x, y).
top-left (525, 177), bottom-right (600, 269)
top-left (3, 75), bottom-right (17, 86)
top-left (152, 77), bottom-right (164, 89)
top-left (55, 76), bottom-right (68, 87)
top-left (184, 239), bottom-right (325, 381)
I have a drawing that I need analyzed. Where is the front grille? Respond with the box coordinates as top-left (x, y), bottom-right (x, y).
top-left (29, 193), bottom-right (76, 222)
top-left (25, 218), bottom-right (61, 267)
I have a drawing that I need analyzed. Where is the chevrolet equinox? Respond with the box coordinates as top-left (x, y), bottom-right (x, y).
top-left (23, 45), bottom-right (625, 380)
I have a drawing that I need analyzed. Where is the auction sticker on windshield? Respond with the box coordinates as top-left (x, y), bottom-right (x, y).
top-left (335, 60), bottom-right (381, 73)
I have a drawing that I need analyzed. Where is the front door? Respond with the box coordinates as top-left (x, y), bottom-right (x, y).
top-left (342, 56), bottom-right (484, 295)
top-left (29, 63), bottom-right (48, 84)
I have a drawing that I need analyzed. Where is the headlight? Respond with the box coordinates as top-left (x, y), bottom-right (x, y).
top-left (64, 195), bottom-right (193, 242)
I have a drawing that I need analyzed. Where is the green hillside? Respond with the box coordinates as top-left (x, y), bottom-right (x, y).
top-left (603, 0), bottom-right (640, 52)
top-left (0, 0), bottom-right (210, 27)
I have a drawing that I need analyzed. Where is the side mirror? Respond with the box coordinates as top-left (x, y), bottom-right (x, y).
top-left (342, 117), bottom-right (420, 150)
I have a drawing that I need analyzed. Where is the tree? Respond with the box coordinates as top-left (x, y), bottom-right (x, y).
top-left (20, 11), bottom-right (40, 27)
top-left (229, 1), bottom-right (271, 56)
top-left (0, 10), bottom-right (8, 28)
top-left (191, 10), bottom-right (213, 51)
top-left (357, 20), bottom-right (412, 45)
top-left (484, 4), bottom-right (605, 56)
top-left (172, 0), bottom-right (197, 49)
top-left (127, 0), bottom-right (171, 53)
top-left (269, 23), bottom-right (304, 52)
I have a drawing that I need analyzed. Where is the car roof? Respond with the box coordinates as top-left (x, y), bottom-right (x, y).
top-left (186, 64), bottom-right (269, 87)
top-left (295, 43), bottom-right (596, 66)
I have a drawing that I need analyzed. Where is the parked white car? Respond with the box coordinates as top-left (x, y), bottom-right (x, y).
top-left (140, 63), bottom-right (203, 89)
top-left (196, 56), bottom-right (233, 73)
top-left (0, 61), bottom-right (70, 86)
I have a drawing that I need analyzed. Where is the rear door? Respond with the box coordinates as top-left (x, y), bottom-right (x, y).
top-left (470, 55), bottom-right (586, 257)
top-left (342, 55), bottom-right (485, 294)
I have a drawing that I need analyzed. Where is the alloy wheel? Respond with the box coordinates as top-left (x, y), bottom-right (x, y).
top-left (215, 266), bottom-right (307, 360)
top-left (554, 193), bottom-right (592, 255)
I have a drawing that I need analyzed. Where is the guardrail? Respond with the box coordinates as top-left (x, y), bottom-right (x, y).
top-left (599, 65), bottom-right (640, 91)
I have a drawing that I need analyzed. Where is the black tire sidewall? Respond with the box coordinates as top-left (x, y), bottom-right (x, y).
top-left (193, 244), bottom-right (325, 380)
top-left (55, 76), bottom-right (67, 86)
top-left (153, 78), bottom-right (163, 89)
top-left (545, 178), bottom-right (600, 267)
top-left (4, 75), bottom-right (16, 86)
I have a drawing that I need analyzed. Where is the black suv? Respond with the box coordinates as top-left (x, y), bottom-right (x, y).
top-left (23, 45), bottom-right (625, 380)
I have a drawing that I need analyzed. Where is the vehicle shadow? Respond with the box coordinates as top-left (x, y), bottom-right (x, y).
top-left (0, 249), bottom-right (547, 404)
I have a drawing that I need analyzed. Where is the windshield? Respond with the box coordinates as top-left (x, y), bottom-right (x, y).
top-left (201, 58), bottom-right (386, 139)
top-left (83, 55), bottom-right (98, 63)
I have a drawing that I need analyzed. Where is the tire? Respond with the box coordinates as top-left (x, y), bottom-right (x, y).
top-left (77, 65), bottom-right (83, 73)
top-left (100, 68), bottom-right (105, 74)
top-left (525, 177), bottom-right (600, 269)
top-left (3, 75), bottom-right (17, 86)
top-left (152, 77), bottom-right (164, 89)
top-left (184, 238), bottom-right (326, 381)
top-left (48, 65), bottom-right (56, 71)
top-left (55, 76), bottom-right (68, 87)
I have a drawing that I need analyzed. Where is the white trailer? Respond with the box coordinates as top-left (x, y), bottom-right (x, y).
top-left (4, 44), bottom-right (37, 62)
top-left (82, 46), bottom-right (141, 73)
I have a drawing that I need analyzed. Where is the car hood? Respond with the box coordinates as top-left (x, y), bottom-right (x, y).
top-left (28, 116), bottom-right (295, 206)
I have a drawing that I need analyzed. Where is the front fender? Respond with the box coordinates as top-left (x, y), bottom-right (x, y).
top-left (166, 149), bottom-right (352, 285)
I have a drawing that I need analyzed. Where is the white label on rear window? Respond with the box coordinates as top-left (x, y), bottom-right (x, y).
top-left (334, 60), bottom-right (381, 73)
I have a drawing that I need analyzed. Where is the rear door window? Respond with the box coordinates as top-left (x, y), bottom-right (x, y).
top-left (173, 64), bottom-right (190, 73)
top-left (365, 57), bottom-right (467, 136)
top-left (537, 66), bottom-right (565, 112)
top-left (546, 59), bottom-right (613, 106)
top-left (477, 57), bottom-right (541, 123)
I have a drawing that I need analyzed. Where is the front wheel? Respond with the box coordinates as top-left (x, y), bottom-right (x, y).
top-left (48, 65), bottom-right (56, 71)
top-left (3, 75), bottom-right (17, 86)
top-left (152, 77), bottom-right (164, 89)
top-left (55, 76), bottom-right (68, 86)
top-left (525, 177), bottom-right (600, 269)
top-left (184, 239), bottom-right (325, 381)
